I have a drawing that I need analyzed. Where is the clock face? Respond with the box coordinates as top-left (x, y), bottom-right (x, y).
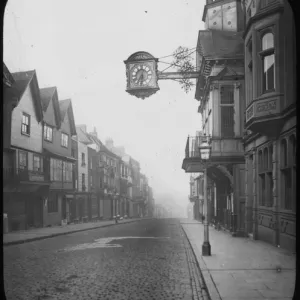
top-left (130, 64), bottom-right (153, 87)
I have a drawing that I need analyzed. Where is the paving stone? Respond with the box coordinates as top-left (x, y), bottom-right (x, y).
top-left (4, 219), bottom-right (209, 300)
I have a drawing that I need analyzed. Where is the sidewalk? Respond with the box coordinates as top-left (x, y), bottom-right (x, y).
top-left (180, 219), bottom-right (296, 300)
top-left (3, 218), bottom-right (148, 246)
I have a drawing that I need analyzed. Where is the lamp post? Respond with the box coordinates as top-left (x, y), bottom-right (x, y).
top-left (199, 136), bottom-right (211, 256)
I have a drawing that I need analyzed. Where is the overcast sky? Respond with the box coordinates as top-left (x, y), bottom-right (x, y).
top-left (4, 0), bottom-right (205, 207)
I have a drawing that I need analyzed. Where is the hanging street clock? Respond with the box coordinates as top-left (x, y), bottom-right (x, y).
top-left (124, 51), bottom-right (159, 100)
top-left (124, 50), bottom-right (199, 100)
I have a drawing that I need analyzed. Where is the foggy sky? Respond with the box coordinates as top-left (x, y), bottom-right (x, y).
top-left (4, 0), bottom-right (206, 208)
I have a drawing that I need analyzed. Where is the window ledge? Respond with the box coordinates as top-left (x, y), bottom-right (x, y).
top-left (21, 132), bottom-right (30, 137)
top-left (254, 91), bottom-right (282, 102)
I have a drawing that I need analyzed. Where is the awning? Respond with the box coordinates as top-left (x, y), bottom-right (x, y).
top-left (65, 194), bottom-right (74, 199)
top-left (3, 184), bottom-right (49, 193)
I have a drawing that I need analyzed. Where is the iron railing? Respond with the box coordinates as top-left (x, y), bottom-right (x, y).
top-left (185, 135), bottom-right (210, 158)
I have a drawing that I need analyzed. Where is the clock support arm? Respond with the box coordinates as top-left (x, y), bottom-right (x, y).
top-left (157, 71), bottom-right (199, 80)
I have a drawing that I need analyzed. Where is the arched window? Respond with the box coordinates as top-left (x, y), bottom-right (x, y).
top-left (281, 139), bottom-right (288, 167)
top-left (289, 135), bottom-right (296, 165)
top-left (258, 150), bottom-right (263, 172)
top-left (280, 137), bottom-right (293, 210)
top-left (261, 32), bottom-right (275, 92)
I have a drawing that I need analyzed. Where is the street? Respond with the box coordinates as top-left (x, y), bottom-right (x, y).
top-left (4, 219), bottom-right (208, 300)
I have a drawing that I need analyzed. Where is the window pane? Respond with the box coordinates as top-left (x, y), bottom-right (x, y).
top-left (33, 156), bottom-right (41, 171)
top-left (281, 139), bottom-right (288, 167)
top-left (19, 152), bottom-right (27, 168)
top-left (283, 169), bottom-right (292, 209)
top-left (268, 172), bottom-right (273, 207)
top-left (263, 54), bottom-right (275, 91)
top-left (221, 106), bottom-right (234, 137)
top-left (220, 86), bottom-right (234, 104)
top-left (262, 33), bottom-right (274, 51)
top-left (260, 174), bottom-right (266, 206)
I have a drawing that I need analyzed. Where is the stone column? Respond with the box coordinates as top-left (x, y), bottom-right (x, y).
top-left (252, 148), bottom-right (258, 239)
top-left (272, 141), bottom-right (279, 246)
top-left (245, 155), bottom-right (250, 235)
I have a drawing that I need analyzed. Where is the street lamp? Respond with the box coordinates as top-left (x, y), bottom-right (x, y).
top-left (199, 136), bottom-right (211, 256)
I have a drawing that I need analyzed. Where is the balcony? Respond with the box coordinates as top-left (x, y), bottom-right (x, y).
top-left (189, 195), bottom-right (197, 203)
top-left (182, 136), bottom-right (244, 173)
top-left (245, 94), bottom-right (289, 136)
top-left (3, 168), bottom-right (49, 183)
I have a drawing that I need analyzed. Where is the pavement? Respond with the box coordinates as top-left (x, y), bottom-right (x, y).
top-left (4, 218), bottom-right (209, 300)
top-left (180, 219), bottom-right (296, 300)
top-left (3, 218), bottom-right (297, 299)
top-left (3, 217), bottom-right (148, 246)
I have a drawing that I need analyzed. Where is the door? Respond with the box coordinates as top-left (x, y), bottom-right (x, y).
top-left (26, 196), bottom-right (35, 228)
top-left (33, 197), bottom-right (43, 227)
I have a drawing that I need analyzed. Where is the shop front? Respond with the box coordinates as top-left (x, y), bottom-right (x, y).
top-left (3, 184), bottom-right (49, 232)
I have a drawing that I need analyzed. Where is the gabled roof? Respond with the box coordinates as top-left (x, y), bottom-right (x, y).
top-left (76, 126), bottom-right (93, 144)
top-left (40, 87), bottom-right (62, 128)
top-left (211, 65), bottom-right (244, 79)
top-left (99, 143), bottom-right (121, 159)
top-left (59, 99), bottom-right (76, 136)
top-left (197, 30), bottom-right (244, 60)
top-left (215, 66), bottom-right (244, 79)
top-left (11, 70), bottom-right (43, 122)
top-left (87, 133), bottom-right (103, 147)
top-left (3, 62), bottom-right (15, 87)
top-left (40, 87), bottom-right (56, 111)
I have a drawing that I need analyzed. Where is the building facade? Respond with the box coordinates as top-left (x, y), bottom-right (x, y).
top-left (4, 70), bottom-right (50, 231)
top-left (130, 157), bottom-right (142, 217)
top-left (40, 90), bottom-right (77, 226)
top-left (183, 0), bottom-right (246, 235)
top-left (183, 0), bottom-right (296, 251)
top-left (243, 0), bottom-right (296, 251)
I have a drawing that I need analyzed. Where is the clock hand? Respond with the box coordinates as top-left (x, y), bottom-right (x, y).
top-left (139, 72), bottom-right (144, 85)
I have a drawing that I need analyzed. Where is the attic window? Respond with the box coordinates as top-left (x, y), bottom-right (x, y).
top-left (44, 124), bottom-right (53, 142)
top-left (61, 133), bottom-right (69, 148)
top-left (21, 113), bottom-right (30, 135)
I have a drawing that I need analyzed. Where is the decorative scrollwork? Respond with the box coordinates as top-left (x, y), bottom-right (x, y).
top-left (209, 84), bottom-right (219, 91)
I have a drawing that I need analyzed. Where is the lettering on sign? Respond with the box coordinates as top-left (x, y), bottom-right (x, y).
top-left (246, 105), bottom-right (254, 121)
top-left (256, 100), bottom-right (276, 113)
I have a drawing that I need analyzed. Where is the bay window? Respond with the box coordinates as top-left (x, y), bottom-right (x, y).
top-left (258, 145), bottom-right (273, 207)
top-left (281, 135), bottom-right (296, 210)
top-left (260, 31), bottom-right (275, 93)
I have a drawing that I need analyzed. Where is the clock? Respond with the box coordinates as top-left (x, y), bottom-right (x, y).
top-left (130, 63), bottom-right (153, 87)
top-left (124, 51), bottom-right (160, 99)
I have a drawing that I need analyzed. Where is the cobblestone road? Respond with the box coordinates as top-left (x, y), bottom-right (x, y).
top-left (4, 219), bottom-right (209, 300)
